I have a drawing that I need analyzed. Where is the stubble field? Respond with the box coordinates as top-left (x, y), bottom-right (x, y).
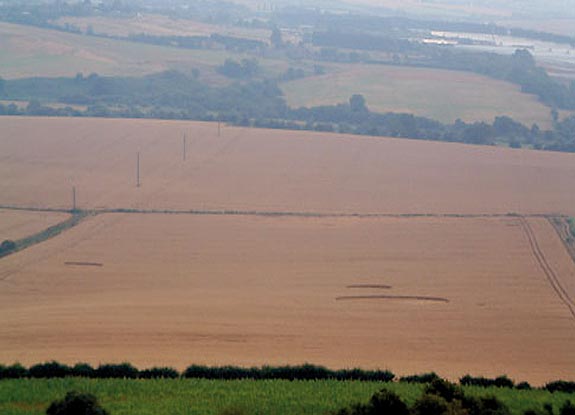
top-left (282, 64), bottom-right (555, 127)
top-left (1, 116), bottom-right (575, 384)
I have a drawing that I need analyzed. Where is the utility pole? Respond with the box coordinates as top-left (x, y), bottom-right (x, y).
top-left (218, 122), bottom-right (221, 137)
top-left (183, 133), bottom-right (187, 161)
top-left (136, 152), bottom-right (140, 187)
top-left (72, 186), bottom-right (76, 211)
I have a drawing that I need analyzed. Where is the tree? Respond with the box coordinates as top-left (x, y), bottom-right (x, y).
top-left (349, 94), bottom-right (368, 113)
top-left (46, 391), bottom-right (109, 415)
top-left (370, 389), bottom-right (409, 415)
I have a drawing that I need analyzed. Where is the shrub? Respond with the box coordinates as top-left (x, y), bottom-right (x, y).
top-left (0, 239), bottom-right (16, 255)
top-left (138, 367), bottom-right (179, 379)
top-left (494, 376), bottom-right (515, 388)
top-left (425, 379), bottom-right (465, 402)
top-left (95, 363), bottom-right (138, 379)
top-left (46, 391), bottom-right (109, 415)
top-left (370, 389), bottom-right (409, 415)
top-left (0, 363), bottom-right (28, 379)
top-left (400, 372), bottom-right (440, 384)
top-left (561, 401), bottom-right (575, 415)
top-left (335, 388), bottom-right (408, 415)
top-left (412, 394), bottom-right (449, 415)
top-left (181, 364), bottom-right (394, 381)
top-left (459, 375), bottom-right (514, 388)
top-left (29, 361), bottom-right (71, 378)
top-left (516, 381), bottom-right (532, 390)
top-left (71, 363), bottom-right (95, 378)
top-left (475, 396), bottom-right (512, 415)
top-left (545, 381), bottom-right (575, 394)
top-left (335, 368), bottom-right (395, 382)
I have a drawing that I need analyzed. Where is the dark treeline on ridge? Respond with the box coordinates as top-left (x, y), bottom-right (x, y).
top-left (1, 71), bottom-right (575, 153)
top-left (2, 361), bottom-right (575, 394)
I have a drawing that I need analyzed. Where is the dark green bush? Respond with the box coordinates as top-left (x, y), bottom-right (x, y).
top-left (425, 378), bottom-right (465, 402)
top-left (46, 391), bottom-right (109, 415)
top-left (460, 375), bottom-right (514, 388)
top-left (0, 239), bottom-right (16, 255)
top-left (138, 367), bottom-right (179, 379)
top-left (399, 372), bottom-right (440, 384)
top-left (561, 401), bottom-right (575, 415)
top-left (182, 364), bottom-right (394, 381)
top-left (0, 363), bottom-right (28, 379)
top-left (95, 363), bottom-right (138, 379)
top-left (545, 381), bottom-right (575, 394)
top-left (475, 396), bottom-right (512, 415)
top-left (412, 394), bottom-right (449, 415)
top-left (71, 363), bottom-right (95, 378)
top-left (516, 381), bottom-right (532, 390)
top-left (494, 376), bottom-right (515, 388)
top-left (29, 361), bottom-right (71, 378)
top-left (370, 389), bottom-right (409, 415)
top-left (335, 389), bottom-right (408, 415)
top-left (334, 368), bottom-right (394, 382)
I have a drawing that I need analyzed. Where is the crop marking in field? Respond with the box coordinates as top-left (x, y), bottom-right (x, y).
top-left (64, 261), bottom-right (103, 267)
top-left (346, 284), bottom-right (392, 289)
top-left (336, 295), bottom-right (450, 303)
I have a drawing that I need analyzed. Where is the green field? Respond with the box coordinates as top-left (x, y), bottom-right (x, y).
top-left (1, 379), bottom-right (573, 415)
top-left (281, 64), bottom-right (557, 128)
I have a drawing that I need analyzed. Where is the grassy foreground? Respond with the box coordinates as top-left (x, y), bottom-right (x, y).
top-left (1, 379), bottom-right (573, 415)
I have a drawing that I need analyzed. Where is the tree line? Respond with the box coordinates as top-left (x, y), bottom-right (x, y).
top-left (2, 361), bottom-right (575, 393)
top-left (1, 71), bottom-right (574, 152)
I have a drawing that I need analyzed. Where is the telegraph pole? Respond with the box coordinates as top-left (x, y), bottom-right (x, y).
top-left (218, 122), bottom-right (221, 137)
top-left (183, 133), bottom-right (187, 161)
top-left (136, 152), bottom-right (141, 187)
top-left (72, 186), bottom-right (76, 211)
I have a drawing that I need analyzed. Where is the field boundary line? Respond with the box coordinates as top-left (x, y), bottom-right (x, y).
top-left (519, 217), bottom-right (575, 321)
top-left (0, 204), bottom-right (566, 219)
top-left (0, 211), bottom-right (90, 267)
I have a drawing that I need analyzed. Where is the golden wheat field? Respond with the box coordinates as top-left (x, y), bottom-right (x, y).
top-left (1, 116), bottom-right (575, 384)
top-left (0, 209), bottom-right (69, 241)
top-left (1, 117), bottom-right (575, 216)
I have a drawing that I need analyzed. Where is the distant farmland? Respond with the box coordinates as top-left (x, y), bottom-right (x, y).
top-left (0, 22), bottom-right (287, 81)
top-left (282, 64), bottom-right (557, 127)
top-left (1, 117), bottom-right (575, 384)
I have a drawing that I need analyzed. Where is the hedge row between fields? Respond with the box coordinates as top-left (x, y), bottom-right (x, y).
top-left (0, 362), bottom-right (574, 393)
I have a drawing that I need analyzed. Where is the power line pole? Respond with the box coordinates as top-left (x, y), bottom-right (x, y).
top-left (136, 152), bottom-right (141, 187)
top-left (218, 122), bottom-right (221, 137)
top-left (72, 186), bottom-right (76, 211)
top-left (183, 133), bottom-right (187, 161)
